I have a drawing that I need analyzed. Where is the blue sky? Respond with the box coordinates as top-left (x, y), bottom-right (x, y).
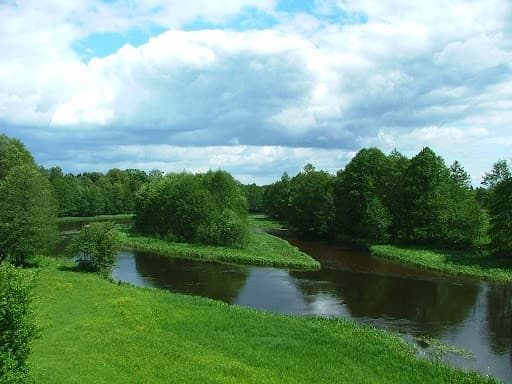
top-left (1, 0), bottom-right (511, 184)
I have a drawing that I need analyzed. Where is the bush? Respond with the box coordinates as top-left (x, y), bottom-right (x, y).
top-left (0, 263), bottom-right (37, 384)
top-left (71, 222), bottom-right (122, 274)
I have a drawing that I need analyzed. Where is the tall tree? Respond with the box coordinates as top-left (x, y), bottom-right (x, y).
top-left (288, 164), bottom-right (334, 236)
top-left (482, 160), bottom-right (511, 189)
top-left (335, 148), bottom-right (391, 241)
top-left (403, 147), bottom-right (450, 244)
top-left (0, 165), bottom-right (58, 265)
top-left (485, 161), bottom-right (512, 257)
top-left (0, 135), bottom-right (58, 265)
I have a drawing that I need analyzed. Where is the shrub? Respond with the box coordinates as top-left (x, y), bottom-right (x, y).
top-left (71, 222), bottom-right (122, 274)
top-left (0, 263), bottom-right (37, 383)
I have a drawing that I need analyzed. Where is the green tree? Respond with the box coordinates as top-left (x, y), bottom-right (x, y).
top-left (482, 160), bottom-right (511, 188)
top-left (288, 164), bottom-right (335, 236)
top-left (135, 171), bottom-right (249, 248)
top-left (383, 149), bottom-right (410, 242)
top-left (486, 161), bottom-right (512, 257)
top-left (263, 173), bottom-right (291, 222)
top-left (335, 148), bottom-right (390, 241)
top-left (0, 262), bottom-right (37, 384)
top-left (0, 164), bottom-right (58, 266)
top-left (404, 147), bottom-right (450, 244)
top-left (72, 222), bottom-right (122, 273)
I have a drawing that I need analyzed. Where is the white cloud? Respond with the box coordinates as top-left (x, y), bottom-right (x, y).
top-left (1, 0), bottom-right (511, 185)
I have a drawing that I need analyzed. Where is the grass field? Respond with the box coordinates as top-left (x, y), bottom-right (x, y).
top-left (28, 258), bottom-right (497, 384)
top-left (248, 214), bottom-right (286, 230)
top-left (56, 214), bottom-right (135, 223)
top-left (124, 231), bottom-right (320, 270)
top-left (371, 245), bottom-right (512, 282)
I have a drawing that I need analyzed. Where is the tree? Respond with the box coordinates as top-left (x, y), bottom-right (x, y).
top-left (403, 147), bottom-right (450, 244)
top-left (482, 160), bottom-right (511, 188)
top-left (0, 164), bottom-right (58, 266)
top-left (263, 173), bottom-right (291, 222)
top-left (72, 222), bottom-right (122, 273)
top-left (450, 160), bottom-right (471, 189)
top-left (288, 164), bottom-right (335, 236)
top-left (334, 148), bottom-right (390, 241)
top-left (135, 171), bottom-right (249, 248)
top-left (382, 149), bottom-right (410, 242)
top-left (0, 262), bottom-right (37, 384)
top-left (486, 164), bottom-right (512, 257)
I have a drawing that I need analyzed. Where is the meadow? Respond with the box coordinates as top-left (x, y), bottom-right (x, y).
top-left (28, 257), bottom-right (497, 384)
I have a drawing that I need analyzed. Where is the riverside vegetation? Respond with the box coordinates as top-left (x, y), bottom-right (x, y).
top-left (28, 257), bottom-right (497, 384)
top-left (0, 133), bottom-right (509, 382)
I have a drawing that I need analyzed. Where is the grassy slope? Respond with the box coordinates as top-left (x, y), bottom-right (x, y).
top-left (124, 231), bottom-right (320, 270)
top-left (56, 214), bottom-right (135, 223)
top-left (248, 214), bottom-right (286, 230)
top-left (371, 245), bottom-right (512, 282)
top-left (29, 259), bottom-right (496, 384)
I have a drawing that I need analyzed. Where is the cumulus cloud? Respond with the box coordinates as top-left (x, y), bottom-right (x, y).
top-left (0, 0), bottom-right (511, 184)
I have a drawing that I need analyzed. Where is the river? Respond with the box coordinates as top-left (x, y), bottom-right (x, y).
top-left (59, 223), bottom-right (512, 382)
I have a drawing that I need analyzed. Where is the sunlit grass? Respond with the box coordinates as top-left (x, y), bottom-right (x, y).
top-left (371, 245), bottom-right (512, 281)
top-left (123, 231), bottom-right (320, 270)
top-left (248, 214), bottom-right (286, 230)
top-left (56, 214), bottom-right (135, 223)
top-left (28, 258), bottom-right (497, 384)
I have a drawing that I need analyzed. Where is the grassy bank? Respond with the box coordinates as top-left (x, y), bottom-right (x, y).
top-left (371, 245), bottom-right (512, 282)
top-left (248, 214), bottom-right (286, 230)
top-left (124, 231), bottom-right (320, 270)
top-left (56, 214), bottom-right (134, 223)
top-left (28, 258), bottom-right (496, 384)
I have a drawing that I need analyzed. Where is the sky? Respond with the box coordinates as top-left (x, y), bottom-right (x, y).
top-left (1, 0), bottom-right (511, 185)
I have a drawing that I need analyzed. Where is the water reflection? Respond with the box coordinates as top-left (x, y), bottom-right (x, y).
top-left (291, 268), bottom-right (480, 336)
top-left (486, 284), bottom-right (512, 356)
top-left (60, 221), bottom-right (512, 382)
top-left (115, 251), bottom-right (249, 303)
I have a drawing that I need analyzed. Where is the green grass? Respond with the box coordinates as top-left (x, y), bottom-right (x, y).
top-left (123, 231), bottom-right (320, 270)
top-left (248, 214), bottom-right (286, 230)
top-left (28, 258), bottom-right (497, 384)
top-left (56, 214), bottom-right (135, 223)
top-left (371, 245), bottom-right (512, 282)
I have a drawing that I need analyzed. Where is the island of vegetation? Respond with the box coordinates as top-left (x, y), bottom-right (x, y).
top-left (1, 132), bottom-right (510, 382)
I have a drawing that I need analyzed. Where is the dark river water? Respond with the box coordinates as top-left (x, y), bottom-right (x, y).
top-left (59, 223), bottom-right (512, 382)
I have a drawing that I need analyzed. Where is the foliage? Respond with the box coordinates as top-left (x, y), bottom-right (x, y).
top-left (124, 231), bottom-right (320, 270)
top-left (335, 148), bottom-right (391, 242)
top-left (370, 245), bottom-right (512, 281)
top-left (286, 164), bottom-right (335, 236)
top-left (29, 259), bottom-right (497, 383)
top-left (0, 135), bottom-right (58, 266)
top-left (71, 222), bottom-right (122, 273)
top-left (0, 262), bottom-right (37, 384)
top-left (263, 172), bottom-right (291, 222)
top-left (263, 147), bottom-right (486, 250)
top-left (135, 170), bottom-right (249, 248)
top-left (488, 175), bottom-right (512, 257)
top-left (482, 160), bottom-right (511, 189)
top-left (242, 183), bottom-right (265, 212)
top-left (42, 167), bottom-right (152, 217)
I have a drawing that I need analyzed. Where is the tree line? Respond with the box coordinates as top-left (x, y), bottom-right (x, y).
top-left (41, 167), bottom-right (265, 217)
top-left (263, 147), bottom-right (511, 256)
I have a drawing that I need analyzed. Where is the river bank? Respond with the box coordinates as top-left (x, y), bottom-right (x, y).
top-left (124, 231), bottom-right (320, 270)
top-left (370, 245), bottom-right (512, 282)
top-left (28, 257), bottom-right (496, 384)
